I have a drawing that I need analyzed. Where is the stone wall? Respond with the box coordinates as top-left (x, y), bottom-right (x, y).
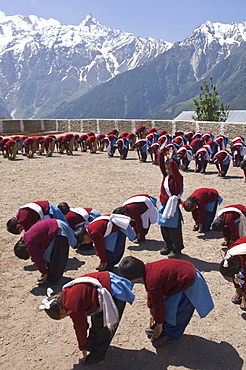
top-left (0, 118), bottom-right (245, 139)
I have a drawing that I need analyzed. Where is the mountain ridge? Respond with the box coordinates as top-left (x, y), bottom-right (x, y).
top-left (0, 11), bottom-right (245, 120)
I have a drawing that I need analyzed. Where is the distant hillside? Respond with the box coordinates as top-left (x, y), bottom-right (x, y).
top-left (43, 30), bottom-right (246, 120)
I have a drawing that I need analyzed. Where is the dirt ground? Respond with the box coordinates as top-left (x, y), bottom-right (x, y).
top-left (1, 134), bottom-right (246, 370)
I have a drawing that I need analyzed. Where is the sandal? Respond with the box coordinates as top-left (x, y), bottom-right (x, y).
top-left (240, 303), bottom-right (246, 311)
top-left (231, 297), bottom-right (242, 304)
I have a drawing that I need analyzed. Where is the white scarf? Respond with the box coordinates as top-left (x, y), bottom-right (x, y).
top-left (90, 214), bottom-right (131, 238)
top-left (62, 277), bottom-right (119, 330)
top-left (17, 202), bottom-right (45, 220)
top-left (215, 149), bottom-right (232, 161)
top-left (162, 175), bottom-right (184, 219)
top-left (218, 207), bottom-right (246, 238)
top-left (197, 147), bottom-right (211, 161)
top-left (70, 207), bottom-right (89, 227)
top-left (122, 196), bottom-right (157, 228)
top-left (222, 243), bottom-right (246, 267)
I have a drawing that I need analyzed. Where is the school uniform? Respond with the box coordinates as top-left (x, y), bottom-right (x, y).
top-left (189, 188), bottom-right (222, 231)
top-left (115, 137), bottom-right (130, 159)
top-left (158, 153), bottom-right (184, 252)
top-left (4, 139), bottom-right (18, 159)
top-left (62, 271), bottom-right (135, 361)
top-left (223, 237), bottom-right (246, 294)
top-left (195, 146), bottom-right (211, 172)
top-left (213, 149), bottom-right (232, 176)
top-left (143, 259), bottom-right (214, 341)
top-left (134, 139), bottom-right (150, 162)
top-left (65, 208), bottom-right (101, 231)
top-left (86, 215), bottom-right (136, 271)
top-left (22, 219), bottom-right (77, 283)
top-left (44, 136), bottom-right (56, 156)
top-left (16, 200), bottom-right (67, 231)
top-left (23, 137), bottom-right (36, 157)
top-left (217, 204), bottom-right (246, 242)
top-left (122, 194), bottom-right (158, 240)
top-left (176, 145), bottom-right (193, 170)
top-left (86, 135), bottom-right (98, 153)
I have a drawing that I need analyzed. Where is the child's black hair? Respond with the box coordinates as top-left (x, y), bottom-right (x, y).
top-left (14, 239), bottom-right (30, 260)
top-left (183, 197), bottom-right (197, 212)
top-left (118, 256), bottom-right (145, 280)
top-left (43, 292), bottom-right (63, 320)
top-left (74, 227), bottom-right (88, 243)
top-left (211, 217), bottom-right (225, 232)
top-left (112, 207), bottom-right (127, 215)
top-left (219, 256), bottom-right (241, 277)
top-left (57, 202), bottom-right (70, 215)
top-left (7, 217), bottom-right (19, 234)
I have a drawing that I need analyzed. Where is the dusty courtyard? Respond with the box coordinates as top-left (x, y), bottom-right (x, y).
top-left (0, 137), bottom-right (246, 370)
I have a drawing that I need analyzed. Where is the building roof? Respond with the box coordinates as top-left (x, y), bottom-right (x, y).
top-left (174, 110), bottom-right (246, 123)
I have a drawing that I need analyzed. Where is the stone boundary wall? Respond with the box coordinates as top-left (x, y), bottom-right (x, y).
top-left (0, 118), bottom-right (245, 139)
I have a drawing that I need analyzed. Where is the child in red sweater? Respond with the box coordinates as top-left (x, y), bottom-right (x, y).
top-left (118, 256), bottom-right (214, 348)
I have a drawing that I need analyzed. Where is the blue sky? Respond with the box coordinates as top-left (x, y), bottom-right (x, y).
top-left (1, 0), bottom-right (246, 42)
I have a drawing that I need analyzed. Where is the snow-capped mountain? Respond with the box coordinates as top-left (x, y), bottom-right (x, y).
top-left (48, 20), bottom-right (246, 120)
top-left (0, 11), bottom-right (172, 119)
top-left (0, 11), bottom-right (245, 120)
top-left (180, 20), bottom-right (246, 80)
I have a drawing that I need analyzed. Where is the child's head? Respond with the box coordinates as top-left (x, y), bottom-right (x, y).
top-left (211, 217), bottom-right (225, 232)
top-left (112, 207), bottom-right (128, 216)
top-left (57, 202), bottom-right (70, 215)
top-left (7, 217), bottom-right (23, 234)
top-left (183, 197), bottom-right (197, 212)
top-left (219, 256), bottom-right (241, 277)
top-left (14, 239), bottom-right (30, 260)
top-left (118, 256), bottom-right (145, 281)
top-left (40, 292), bottom-right (67, 320)
top-left (74, 227), bottom-right (89, 244)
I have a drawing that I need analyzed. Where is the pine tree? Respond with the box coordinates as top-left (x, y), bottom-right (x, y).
top-left (192, 76), bottom-right (229, 122)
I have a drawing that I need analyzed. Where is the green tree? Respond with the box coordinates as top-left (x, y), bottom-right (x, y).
top-left (192, 76), bottom-right (229, 122)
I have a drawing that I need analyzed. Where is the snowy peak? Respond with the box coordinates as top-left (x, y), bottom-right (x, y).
top-left (0, 11), bottom-right (172, 119)
top-left (181, 20), bottom-right (246, 47)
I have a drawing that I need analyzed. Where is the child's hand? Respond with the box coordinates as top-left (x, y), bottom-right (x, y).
top-left (96, 261), bottom-right (107, 271)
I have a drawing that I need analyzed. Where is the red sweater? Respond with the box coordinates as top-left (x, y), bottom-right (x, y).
top-left (65, 208), bottom-right (92, 231)
top-left (144, 259), bottom-right (196, 324)
top-left (16, 201), bottom-right (50, 231)
top-left (86, 217), bottom-right (121, 262)
top-left (62, 271), bottom-right (111, 350)
top-left (123, 194), bottom-right (149, 233)
top-left (190, 188), bottom-right (219, 224)
top-left (158, 153), bottom-right (183, 205)
top-left (22, 219), bottom-right (58, 275)
top-left (221, 204), bottom-right (246, 241)
top-left (225, 237), bottom-right (246, 293)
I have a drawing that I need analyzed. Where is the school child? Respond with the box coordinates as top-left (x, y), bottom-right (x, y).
top-left (7, 200), bottom-right (67, 234)
top-left (118, 256), bottom-right (214, 348)
top-left (39, 271), bottom-right (135, 365)
top-left (157, 145), bottom-right (184, 259)
top-left (57, 202), bottom-right (101, 231)
top-left (183, 188), bottom-right (223, 232)
top-left (212, 149), bottom-right (232, 177)
top-left (219, 236), bottom-right (246, 311)
top-left (14, 218), bottom-right (78, 284)
top-left (212, 204), bottom-right (246, 246)
top-left (113, 194), bottom-right (158, 243)
top-left (75, 214), bottom-right (136, 271)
